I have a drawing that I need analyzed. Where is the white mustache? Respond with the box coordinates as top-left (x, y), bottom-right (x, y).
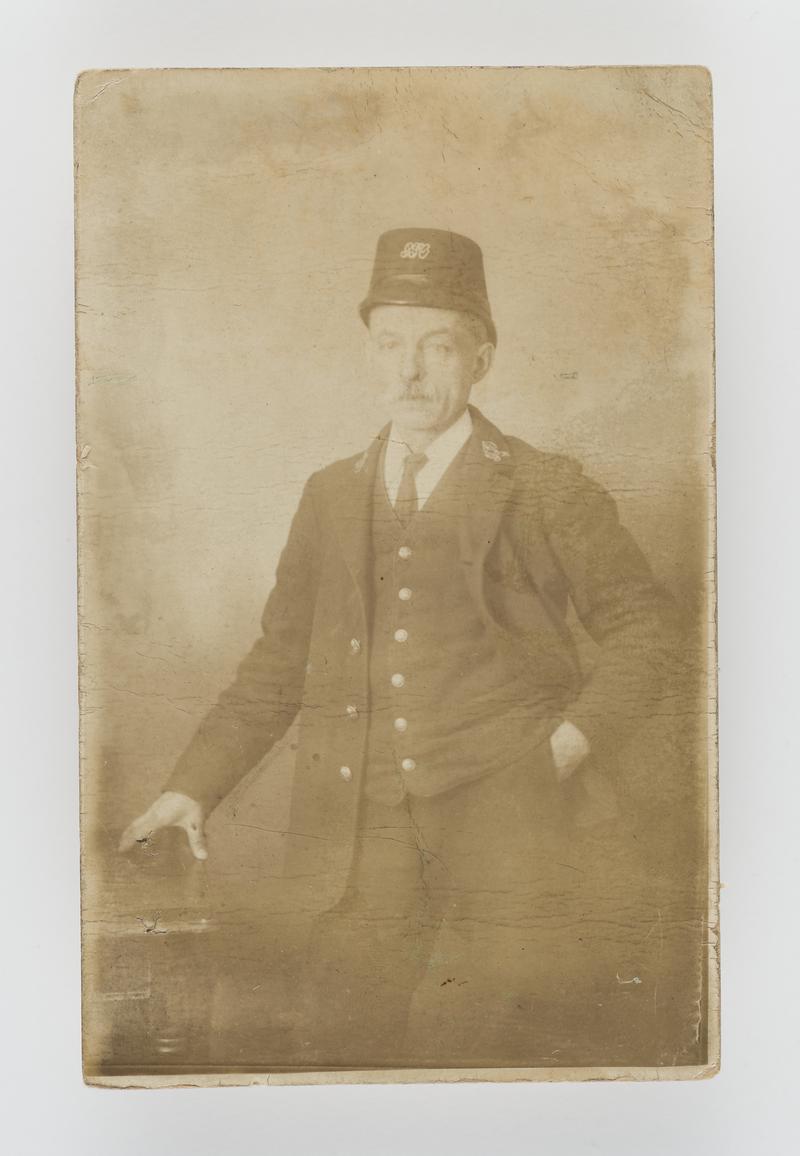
top-left (392, 390), bottom-right (434, 402)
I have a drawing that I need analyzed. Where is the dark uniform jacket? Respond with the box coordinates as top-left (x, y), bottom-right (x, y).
top-left (167, 405), bottom-right (674, 904)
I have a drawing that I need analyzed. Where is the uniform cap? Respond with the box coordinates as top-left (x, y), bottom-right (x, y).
top-left (359, 228), bottom-right (496, 345)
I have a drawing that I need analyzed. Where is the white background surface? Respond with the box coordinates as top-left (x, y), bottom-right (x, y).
top-left (2, 2), bottom-right (797, 1153)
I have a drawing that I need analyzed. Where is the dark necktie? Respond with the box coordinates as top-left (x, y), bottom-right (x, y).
top-left (394, 451), bottom-right (428, 526)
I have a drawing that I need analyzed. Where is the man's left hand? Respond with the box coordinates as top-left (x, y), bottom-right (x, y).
top-left (549, 721), bottom-right (591, 782)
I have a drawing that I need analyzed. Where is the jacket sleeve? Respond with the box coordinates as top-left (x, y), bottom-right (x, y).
top-left (164, 473), bottom-right (323, 814)
top-left (541, 457), bottom-right (679, 759)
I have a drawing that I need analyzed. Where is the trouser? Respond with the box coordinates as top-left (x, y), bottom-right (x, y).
top-left (295, 751), bottom-right (695, 1069)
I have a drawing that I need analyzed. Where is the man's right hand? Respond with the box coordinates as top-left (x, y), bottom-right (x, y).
top-left (118, 791), bottom-right (208, 860)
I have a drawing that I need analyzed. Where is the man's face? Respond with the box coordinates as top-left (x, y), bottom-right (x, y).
top-left (367, 305), bottom-right (494, 433)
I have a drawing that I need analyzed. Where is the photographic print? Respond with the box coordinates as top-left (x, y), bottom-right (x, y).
top-left (76, 66), bottom-right (717, 1084)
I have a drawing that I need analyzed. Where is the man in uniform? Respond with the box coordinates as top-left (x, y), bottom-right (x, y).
top-left (120, 229), bottom-right (677, 1067)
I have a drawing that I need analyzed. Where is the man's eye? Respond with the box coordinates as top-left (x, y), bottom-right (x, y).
top-left (429, 343), bottom-right (452, 355)
top-left (379, 340), bottom-right (399, 351)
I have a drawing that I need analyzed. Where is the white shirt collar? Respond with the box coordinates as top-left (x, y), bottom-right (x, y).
top-left (383, 408), bottom-right (474, 509)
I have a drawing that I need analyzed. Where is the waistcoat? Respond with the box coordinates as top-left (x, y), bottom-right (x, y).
top-left (364, 442), bottom-right (541, 804)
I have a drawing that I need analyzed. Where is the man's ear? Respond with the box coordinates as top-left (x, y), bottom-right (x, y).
top-left (472, 342), bottom-right (495, 385)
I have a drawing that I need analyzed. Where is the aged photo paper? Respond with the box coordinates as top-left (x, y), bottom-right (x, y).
top-left (76, 66), bottom-right (717, 1086)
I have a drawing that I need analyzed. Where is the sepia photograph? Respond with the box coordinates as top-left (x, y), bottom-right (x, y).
top-left (76, 65), bottom-right (717, 1084)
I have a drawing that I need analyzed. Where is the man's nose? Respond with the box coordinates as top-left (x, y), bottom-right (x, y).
top-left (399, 346), bottom-right (423, 382)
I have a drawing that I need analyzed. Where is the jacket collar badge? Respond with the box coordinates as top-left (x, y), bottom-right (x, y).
top-left (481, 439), bottom-right (510, 463)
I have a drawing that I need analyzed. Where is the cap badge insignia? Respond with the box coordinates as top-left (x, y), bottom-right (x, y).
top-left (400, 241), bottom-right (431, 259)
top-left (482, 440), bottom-right (510, 463)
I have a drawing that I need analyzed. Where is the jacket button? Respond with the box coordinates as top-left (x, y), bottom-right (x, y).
top-left (393, 717), bottom-right (408, 733)
top-left (401, 758), bottom-right (416, 772)
top-left (398, 545), bottom-right (412, 559)
top-left (349, 638), bottom-right (361, 654)
top-left (398, 587), bottom-right (412, 601)
top-left (394, 628), bottom-right (408, 642)
top-left (391, 673), bottom-right (405, 688)
top-left (346, 704), bottom-right (358, 719)
top-left (339, 765), bottom-right (352, 781)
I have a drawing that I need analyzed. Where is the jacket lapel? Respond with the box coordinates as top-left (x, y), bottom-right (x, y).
top-left (458, 405), bottom-right (516, 577)
top-left (328, 424), bottom-right (388, 610)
